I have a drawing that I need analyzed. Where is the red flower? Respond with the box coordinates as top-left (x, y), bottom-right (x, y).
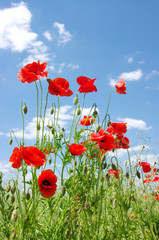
top-left (38, 170), bottom-right (57, 198)
top-left (143, 179), bottom-right (151, 184)
top-left (9, 146), bottom-right (46, 168)
top-left (107, 122), bottom-right (127, 136)
top-left (115, 78), bottom-right (126, 94)
top-left (145, 174), bottom-right (151, 179)
top-left (90, 128), bottom-right (106, 142)
top-left (137, 162), bottom-right (151, 173)
top-left (77, 76), bottom-right (97, 93)
top-left (154, 194), bottom-right (159, 200)
top-left (152, 168), bottom-right (158, 175)
top-left (115, 136), bottom-right (130, 149)
top-left (48, 78), bottom-right (73, 97)
top-left (68, 143), bottom-right (87, 155)
top-left (152, 177), bottom-right (159, 183)
top-left (78, 116), bottom-right (95, 126)
top-left (99, 134), bottom-right (115, 151)
top-left (109, 169), bottom-right (121, 179)
top-left (18, 60), bottom-right (48, 83)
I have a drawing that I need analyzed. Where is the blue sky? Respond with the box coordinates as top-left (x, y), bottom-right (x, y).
top-left (0, 0), bottom-right (159, 175)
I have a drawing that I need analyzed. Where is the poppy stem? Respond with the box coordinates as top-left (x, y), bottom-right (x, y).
top-left (35, 82), bottom-right (39, 147)
top-left (21, 101), bottom-right (26, 146)
top-left (41, 91), bottom-right (49, 147)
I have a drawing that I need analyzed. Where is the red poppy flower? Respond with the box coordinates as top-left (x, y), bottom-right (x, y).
top-left (90, 128), bottom-right (106, 142)
top-left (115, 136), bottom-right (130, 149)
top-left (145, 174), bottom-right (151, 179)
top-left (129, 214), bottom-right (135, 218)
top-left (152, 177), bottom-right (159, 183)
top-left (18, 60), bottom-right (48, 83)
top-left (77, 76), bottom-right (97, 93)
top-left (48, 78), bottom-right (73, 97)
top-left (137, 162), bottom-right (151, 173)
top-left (68, 143), bottom-right (87, 155)
top-left (143, 179), bottom-right (151, 184)
top-left (109, 169), bottom-right (121, 179)
top-left (152, 168), bottom-right (158, 175)
top-left (78, 116), bottom-right (95, 126)
top-left (107, 122), bottom-right (127, 136)
top-left (9, 146), bottom-right (46, 168)
top-left (99, 134), bottom-right (115, 151)
top-left (38, 170), bottom-right (57, 198)
top-left (115, 78), bottom-right (126, 94)
top-left (154, 194), bottom-right (159, 200)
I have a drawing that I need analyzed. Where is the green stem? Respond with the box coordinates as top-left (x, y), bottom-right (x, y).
top-left (41, 91), bottom-right (49, 147)
top-left (35, 82), bottom-right (39, 147)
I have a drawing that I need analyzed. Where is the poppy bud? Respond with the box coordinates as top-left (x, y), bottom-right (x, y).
top-left (102, 162), bottom-right (107, 170)
top-left (61, 186), bottom-right (66, 196)
top-left (74, 159), bottom-right (77, 166)
top-left (84, 201), bottom-right (89, 209)
top-left (62, 128), bottom-right (65, 132)
top-left (49, 158), bottom-right (52, 165)
top-left (107, 120), bottom-right (111, 127)
top-left (6, 194), bottom-right (10, 201)
top-left (6, 184), bottom-right (11, 192)
top-left (51, 128), bottom-right (55, 135)
top-left (47, 124), bottom-right (52, 129)
top-left (73, 94), bottom-right (78, 105)
top-left (23, 105), bottom-right (28, 115)
top-left (47, 78), bottom-right (51, 84)
top-left (11, 186), bottom-right (16, 195)
top-left (106, 173), bottom-right (110, 181)
top-left (37, 123), bottom-right (41, 131)
top-left (90, 117), bottom-right (95, 125)
top-left (112, 163), bottom-right (117, 171)
top-left (10, 195), bottom-right (15, 204)
top-left (11, 209), bottom-right (18, 222)
top-left (50, 107), bottom-right (54, 115)
top-left (76, 108), bottom-right (81, 116)
top-left (136, 170), bottom-right (141, 179)
top-left (9, 138), bottom-right (13, 145)
top-left (83, 165), bottom-right (87, 173)
top-left (24, 215), bottom-right (29, 223)
top-left (126, 172), bottom-right (129, 179)
top-left (93, 110), bottom-right (98, 118)
top-left (96, 124), bottom-right (100, 132)
top-left (113, 199), bottom-right (117, 209)
top-left (25, 192), bottom-right (30, 200)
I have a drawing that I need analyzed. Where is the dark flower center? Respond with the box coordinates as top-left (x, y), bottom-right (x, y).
top-left (42, 180), bottom-right (50, 186)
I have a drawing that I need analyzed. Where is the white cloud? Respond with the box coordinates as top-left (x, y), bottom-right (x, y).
top-left (67, 64), bottom-right (79, 70)
top-left (128, 57), bottom-right (133, 63)
top-left (108, 77), bottom-right (118, 87)
top-left (0, 2), bottom-right (50, 65)
top-left (53, 22), bottom-right (72, 46)
top-left (43, 31), bottom-right (52, 41)
top-left (145, 70), bottom-right (159, 81)
top-left (117, 117), bottom-right (152, 130)
top-left (57, 63), bottom-right (66, 74)
top-left (0, 161), bottom-right (10, 173)
top-left (0, 132), bottom-right (3, 136)
top-left (130, 154), bottom-right (159, 165)
top-left (119, 69), bottom-right (143, 81)
top-left (138, 60), bottom-right (145, 64)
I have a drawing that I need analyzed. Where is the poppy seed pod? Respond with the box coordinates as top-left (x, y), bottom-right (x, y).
top-left (6, 184), bottom-right (11, 192)
top-left (50, 107), bottom-right (54, 115)
top-left (11, 209), bottom-right (18, 222)
top-left (23, 105), bottom-right (28, 115)
top-left (9, 138), bottom-right (13, 145)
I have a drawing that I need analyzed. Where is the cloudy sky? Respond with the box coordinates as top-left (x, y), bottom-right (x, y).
top-left (0, 0), bottom-right (159, 175)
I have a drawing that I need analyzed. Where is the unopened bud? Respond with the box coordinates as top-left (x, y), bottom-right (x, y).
top-left (106, 173), bottom-right (110, 181)
top-left (11, 209), bottom-right (18, 222)
top-left (23, 105), bottom-right (28, 115)
top-left (47, 124), bottom-right (52, 129)
top-left (90, 117), bottom-right (95, 125)
top-left (74, 160), bottom-right (77, 166)
top-left (47, 78), bottom-right (51, 84)
top-left (102, 162), bottom-right (107, 170)
top-left (37, 123), bottom-right (40, 131)
top-left (107, 120), bottom-right (111, 127)
top-left (25, 192), bottom-right (30, 200)
top-left (51, 128), bottom-right (55, 135)
top-left (73, 95), bottom-right (78, 105)
top-left (96, 124), bottom-right (101, 132)
top-left (9, 138), bottom-right (13, 145)
top-left (49, 158), bottom-right (52, 164)
top-left (61, 186), bottom-right (66, 196)
top-left (6, 194), bottom-right (10, 201)
top-left (112, 163), bottom-right (117, 171)
top-left (83, 165), bottom-right (87, 173)
top-left (136, 170), bottom-right (141, 179)
top-left (93, 110), bottom-right (98, 118)
top-left (10, 195), bottom-right (15, 204)
top-left (11, 186), bottom-right (16, 195)
top-left (50, 107), bottom-right (54, 115)
top-left (76, 108), bottom-right (81, 116)
top-left (6, 184), bottom-right (11, 192)
top-left (126, 172), bottom-right (129, 179)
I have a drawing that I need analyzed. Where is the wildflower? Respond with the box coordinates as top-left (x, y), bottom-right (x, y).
top-left (38, 170), bottom-right (57, 198)
top-left (143, 179), bottom-right (151, 184)
top-left (99, 134), bottom-right (115, 151)
top-left (152, 168), bottom-right (158, 175)
top-left (18, 60), bottom-right (48, 83)
top-left (68, 143), bottom-right (87, 156)
top-left (90, 128), bottom-right (106, 142)
top-left (154, 194), bottom-right (159, 200)
top-left (137, 162), bottom-right (151, 173)
top-left (107, 122), bottom-right (127, 136)
top-left (115, 78), bottom-right (126, 94)
top-left (9, 146), bottom-right (46, 168)
top-left (48, 78), bottom-right (73, 96)
top-left (109, 169), bottom-right (120, 179)
top-left (77, 76), bottom-right (97, 93)
top-left (115, 136), bottom-right (130, 149)
top-left (152, 177), bottom-right (159, 183)
top-left (78, 115), bottom-right (95, 126)
top-left (129, 214), bottom-right (135, 218)
top-left (145, 174), bottom-right (151, 179)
